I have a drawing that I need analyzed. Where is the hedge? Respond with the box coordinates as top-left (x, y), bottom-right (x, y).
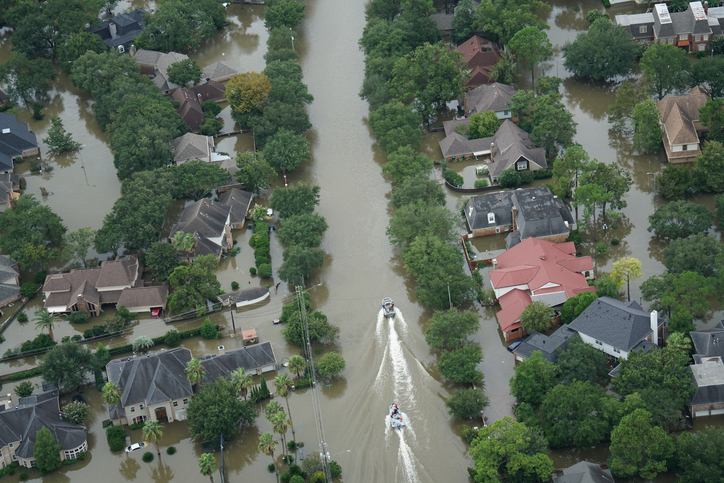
top-left (106, 425), bottom-right (126, 452)
top-left (0, 462), bottom-right (18, 477)
top-left (129, 422), bottom-right (145, 430)
top-left (7, 368), bottom-right (43, 381)
top-left (108, 326), bottom-right (205, 356)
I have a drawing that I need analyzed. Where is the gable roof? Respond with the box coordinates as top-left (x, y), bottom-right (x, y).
top-left (657, 86), bottom-right (709, 146)
top-left (218, 188), bottom-right (253, 226)
top-left (106, 348), bottom-right (193, 412)
top-left (512, 326), bottom-right (579, 363)
top-left (509, 186), bottom-right (574, 246)
top-left (170, 199), bottom-right (231, 242)
top-left (552, 461), bottom-right (615, 483)
top-left (133, 49), bottom-right (190, 92)
top-left (199, 342), bottom-right (277, 382)
top-left (456, 35), bottom-right (501, 71)
top-left (202, 62), bottom-right (239, 82)
top-left (568, 297), bottom-right (655, 351)
top-left (116, 285), bottom-right (168, 310)
top-left (690, 356), bottom-right (724, 407)
top-left (496, 288), bottom-right (530, 333)
top-left (172, 88), bottom-right (205, 132)
top-left (465, 83), bottom-right (517, 115)
top-left (464, 190), bottom-right (514, 231)
top-left (96, 256), bottom-right (140, 289)
top-left (690, 321), bottom-right (724, 358)
top-left (173, 133), bottom-right (214, 165)
top-left (0, 390), bottom-right (86, 458)
top-left (191, 80), bottom-right (226, 103)
top-left (0, 113), bottom-right (38, 171)
top-left (89, 9), bottom-right (147, 49)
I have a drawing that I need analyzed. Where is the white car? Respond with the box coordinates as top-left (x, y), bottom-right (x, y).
top-left (125, 442), bottom-right (145, 453)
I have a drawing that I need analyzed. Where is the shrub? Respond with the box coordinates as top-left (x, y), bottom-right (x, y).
top-left (329, 461), bottom-right (342, 478)
top-left (19, 282), bottom-right (36, 298)
top-left (14, 381), bottom-right (34, 398)
top-left (166, 446), bottom-right (177, 455)
top-left (200, 319), bottom-right (219, 339)
top-left (129, 422), bottom-right (145, 430)
top-left (72, 335), bottom-right (82, 342)
top-left (611, 238), bottom-right (620, 246)
top-left (19, 472), bottom-right (28, 480)
top-left (83, 325), bottom-right (108, 339)
top-left (310, 471), bottom-right (327, 483)
top-left (255, 246), bottom-right (270, 260)
top-left (34, 270), bottom-right (48, 284)
top-left (20, 333), bottom-right (56, 353)
top-left (287, 440), bottom-right (297, 451)
top-left (596, 242), bottom-right (608, 254)
top-left (8, 368), bottom-right (42, 380)
top-left (258, 263), bottom-right (273, 278)
top-left (268, 463), bottom-right (276, 473)
top-left (62, 401), bottom-right (89, 425)
top-left (164, 330), bottom-right (181, 347)
top-left (443, 168), bottom-right (464, 187)
top-left (533, 168), bottom-right (553, 180)
top-left (16, 312), bottom-right (28, 323)
top-left (498, 168), bottom-right (522, 188)
top-left (231, 281), bottom-right (240, 290)
top-left (142, 452), bottom-right (154, 463)
top-left (106, 425), bottom-right (126, 451)
top-left (255, 255), bottom-right (270, 267)
top-left (474, 179), bottom-right (489, 189)
top-left (102, 419), bottom-right (113, 429)
top-left (519, 170), bottom-right (535, 184)
top-left (67, 312), bottom-right (89, 324)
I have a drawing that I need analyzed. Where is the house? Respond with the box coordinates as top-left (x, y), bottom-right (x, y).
top-left (105, 348), bottom-right (194, 426)
top-left (568, 297), bottom-right (662, 360)
top-left (689, 355), bottom-right (724, 418)
top-left (439, 120), bottom-right (547, 182)
top-left (615, 2), bottom-right (723, 51)
top-left (169, 199), bottom-right (233, 260)
top-left (89, 9), bottom-right (147, 52)
top-left (657, 86), bottom-right (710, 164)
top-left (511, 325), bottom-right (579, 363)
top-left (0, 255), bottom-right (20, 308)
top-left (489, 237), bottom-right (594, 341)
top-left (456, 35), bottom-right (501, 90)
top-left (42, 255), bottom-right (163, 316)
top-left (199, 341), bottom-right (278, 378)
top-left (218, 188), bottom-right (253, 229)
top-left (0, 391), bottom-right (87, 469)
top-left (551, 461), bottom-right (615, 483)
top-left (131, 49), bottom-right (190, 94)
top-left (173, 133), bottom-right (215, 165)
top-left (464, 187), bottom-right (574, 247)
top-left (172, 88), bottom-right (206, 132)
top-left (202, 62), bottom-right (239, 83)
top-left (463, 82), bottom-right (517, 120)
top-left (218, 286), bottom-right (270, 308)
top-left (116, 285), bottom-right (168, 314)
top-left (690, 321), bottom-right (724, 358)
top-left (192, 80), bottom-right (226, 103)
top-left (0, 174), bottom-right (21, 212)
top-left (0, 113), bottom-right (39, 174)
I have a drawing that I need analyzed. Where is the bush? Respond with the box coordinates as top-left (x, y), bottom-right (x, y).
top-left (443, 168), bottom-right (464, 187)
top-left (106, 425), bottom-right (126, 451)
top-left (474, 179), bottom-right (489, 188)
top-left (268, 463), bottom-right (276, 473)
top-left (255, 255), bottom-right (270, 267)
top-left (498, 168), bottom-right (522, 188)
top-left (19, 282), bottom-right (36, 298)
top-left (14, 381), bottom-right (34, 398)
top-left (519, 170), bottom-right (535, 184)
top-left (611, 238), bottom-right (620, 246)
top-left (231, 281), bottom-right (240, 290)
top-left (255, 246), bottom-right (270, 260)
top-left (20, 333), bottom-right (56, 353)
top-left (310, 471), bottom-right (327, 483)
top-left (34, 270), bottom-right (48, 284)
top-left (164, 330), bottom-right (181, 347)
top-left (533, 168), bottom-right (553, 180)
top-left (129, 422), bottom-right (145, 430)
top-left (102, 419), bottom-right (113, 429)
top-left (258, 263), bottom-right (273, 279)
top-left (67, 312), bottom-right (89, 324)
top-left (83, 325), bottom-right (108, 339)
top-left (200, 319), bottom-right (219, 339)
top-left (142, 452), bottom-right (154, 463)
top-left (8, 368), bottom-right (42, 380)
top-left (16, 312), bottom-right (28, 323)
top-left (19, 472), bottom-right (28, 480)
top-left (329, 461), bottom-right (342, 478)
top-left (166, 446), bottom-right (177, 455)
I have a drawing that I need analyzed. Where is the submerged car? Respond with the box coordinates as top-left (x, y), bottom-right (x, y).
top-left (125, 442), bottom-right (145, 453)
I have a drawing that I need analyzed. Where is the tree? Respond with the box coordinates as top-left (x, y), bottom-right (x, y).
top-left (475, 0), bottom-right (550, 45)
top-left (282, 310), bottom-right (340, 347)
top-left (231, 368), bottom-right (254, 401)
top-left (14, 381), bottom-right (35, 398)
top-left (278, 245), bottom-right (324, 285)
top-left (44, 116), bottom-right (81, 155)
top-left (694, 141), bottom-right (724, 193)
top-left (562, 18), bottom-right (642, 80)
top-left (314, 352), bottom-right (346, 379)
top-left (677, 427), bottom-right (724, 483)
top-left (425, 308), bottom-right (479, 350)
top-left (263, 129), bottom-right (311, 172)
top-left (259, 432), bottom-right (278, 473)
top-left (62, 401), bottom-right (89, 425)
top-left (235, 151), bottom-right (277, 194)
top-left (446, 387), bottom-right (489, 419)
top-left (390, 172), bottom-right (446, 208)
top-left (102, 381), bottom-right (123, 422)
top-left (608, 409), bottom-right (674, 479)
top-left (62, 227), bottom-right (95, 268)
top-left (171, 161), bottom-right (231, 200)
top-left (368, 100), bottom-right (423, 154)
top-left (593, 273), bottom-right (619, 299)
top-left (270, 182), bottom-right (321, 218)
top-left (509, 27), bottom-right (552, 89)
top-left (450, 0), bottom-right (479, 45)
top-left (438, 343), bottom-right (483, 383)
top-left (640, 43), bottom-right (691, 100)
top-left (136, 0), bottom-right (226, 52)
top-left (488, 51), bottom-right (518, 85)
top-left (251, 101), bottom-right (312, 148)
top-left (146, 242), bottom-right (182, 282)
top-left (467, 111), bottom-right (500, 140)
top-left (555, 336), bottom-right (609, 384)
top-left (34, 427), bottom-right (62, 474)
top-left (34, 309), bottom-right (59, 341)
top-left (267, 26), bottom-right (298, 52)
top-left (550, 145), bottom-right (590, 201)
top-left (288, 355), bottom-right (306, 378)
top-left (198, 453), bottom-right (218, 483)
top-left (519, 301), bottom-right (555, 333)
top-left (559, 292), bottom-right (597, 324)
top-left (267, 76), bottom-right (314, 106)
top-left (274, 373), bottom-right (295, 441)
top-left (632, 98), bottom-right (662, 153)
top-left (664, 233), bottom-right (723, 277)
top-left (382, 146), bottom-right (433, 182)
top-left (41, 342), bottom-right (92, 392)
top-left (469, 417), bottom-right (553, 483)
top-left (608, 78), bottom-right (652, 133)
top-left (576, 160), bottom-right (632, 231)
top-left (699, 98), bottom-right (724, 143)
top-left (0, 52), bottom-right (56, 107)
top-left (143, 420), bottom-right (164, 455)
top-left (264, 0), bottom-right (305, 29)
top-left (271, 411), bottom-right (290, 459)
top-left (387, 201), bottom-right (457, 247)
top-left (187, 377), bottom-right (256, 441)
top-left (167, 254), bottom-right (221, 316)
top-left (166, 59), bottom-right (202, 87)
top-left (185, 358), bottom-right (206, 388)
top-left (133, 336), bottom-right (154, 354)
top-left (641, 271), bottom-right (715, 333)
top-left (514, 92), bottom-right (577, 159)
top-left (389, 42), bottom-right (468, 123)
top-left (277, 213), bottom-right (328, 247)
top-left (225, 72), bottom-right (272, 119)
top-left (658, 163), bottom-right (696, 200)
top-left (610, 257), bottom-right (642, 302)
top-left (510, 351), bottom-right (558, 406)
top-left (691, 56), bottom-right (724, 100)
top-left (648, 200), bottom-right (714, 238)
top-left (57, 31), bottom-right (105, 66)
top-left (540, 380), bottom-right (613, 448)
top-left (70, 51), bottom-right (142, 97)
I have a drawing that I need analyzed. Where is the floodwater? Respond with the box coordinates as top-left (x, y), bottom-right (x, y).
top-left (1, 0), bottom-right (722, 480)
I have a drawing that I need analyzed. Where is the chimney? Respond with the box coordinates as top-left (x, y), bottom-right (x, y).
top-left (218, 345), bottom-right (225, 356)
top-left (490, 143), bottom-right (495, 163)
top-left (511, 205), bottom-right (518, 231)
top-left (650, 310), bottom-right (658, 346)
top-left (705, 0), bottom-right (709, 14)
top-left (109, 22), bottom-right (118, 40)
top-left (492, 258), bottom-right (498, 270)
top-left (130, 45), bottom-right (137, 56)
top-left (5, 394), bottom-right (11, 409)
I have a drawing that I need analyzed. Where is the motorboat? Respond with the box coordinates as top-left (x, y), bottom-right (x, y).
top-left (389, 404), bottom-right (405, 429)
top-left (382, 297), bottom-right (395, 318)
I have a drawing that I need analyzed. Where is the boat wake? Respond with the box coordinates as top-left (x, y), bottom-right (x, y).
top-left (396, 429), bottom-right (423, 483)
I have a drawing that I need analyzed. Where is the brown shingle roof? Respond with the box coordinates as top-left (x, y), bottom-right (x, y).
top-left (116, 286), bottom-right (168, 310)
top-left (172, 88), bottom-right (205, 132)
top-left (96, 256), bottom-right (140, 289)
top-left (657, 86), bottom-right (710, 147)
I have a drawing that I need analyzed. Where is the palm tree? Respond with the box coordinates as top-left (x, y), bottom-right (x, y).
top-left (287, 355), bottom-right (306, 379)
top-left (274, 373), bottom-right (295, 442)
top-left (33, 309), bottom-right (59, 341)
top-left (142, 420), bottom-right (164, 455)
top-left (198, 453), bottom-right (218, 483)
top-left (258, 432), bottom-right (277, 474)
top-left (133, 335), bottom-right (154, 354)
top-left (172, 231), bottom-right (197, 265)
top-left (265, 401), bottom-right (282, 421)
top-left (271, 411), bottom-right (290, 459)
top-left (231, 368), bottom-right (254, 401)
top-left (102, 381), bottom-right (123, 423)
top-left (185, 358), bottom-right (206, 389)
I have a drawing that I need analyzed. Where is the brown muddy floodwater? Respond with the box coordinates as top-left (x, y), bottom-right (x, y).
top-left (2, 0), bottom-right (724, 481)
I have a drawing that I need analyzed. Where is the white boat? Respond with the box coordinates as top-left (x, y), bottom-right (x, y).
top-left (389, 404), bottom-right (405, 429)
top-left (382, 297), bottom-right (395, 318)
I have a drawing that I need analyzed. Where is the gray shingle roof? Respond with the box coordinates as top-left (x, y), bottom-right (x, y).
top-left (512, 326), bottom-right (579, 363)
top-left (0, 113), bottom-right (38, 171)
top-left (552, 461), bottom-right (615, 483)
top-left (510, 186), bottom-right (574, 246)
top-left (199, 342), bottom-right (277, 382)
top-left (170, 199), bottom-right (231, 242)
top-left (464, 190), bottom-right (514, 231)
top-left (173, 133), bottom-right (214, 164)
top-left (202, 62), bottom-right (238, 82)
top-left (568, 297), bottom-right (654, 352)
top-left (690, 321), bottom-right (724, 358)
top-left (488, 121), bottom-right (547, 178)
top-left (218, 188), bottom-right (252, 226)
top-left (465, 83), bottom-right (517, 116)
top-left (690, 356), bottom-right (724, 407)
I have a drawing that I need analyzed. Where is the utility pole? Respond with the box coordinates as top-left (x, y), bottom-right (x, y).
top-left (229, 307), bottom-right (237, 335)
top-left (219, 432), bottom-right (226, 483)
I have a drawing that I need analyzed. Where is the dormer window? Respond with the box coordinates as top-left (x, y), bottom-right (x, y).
top-left (639, 26), bottom-right (647, 33)
top-left (487, 212), bottom-right (495, 224)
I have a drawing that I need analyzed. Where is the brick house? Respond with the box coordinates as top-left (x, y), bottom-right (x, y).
top-left (218, 188), bottom-right (253, 230)
top-left (657, 86), bottom-right (710, 163)
top-left (89, 9), bottom-right (147, 52)
top-left (0, 174), bottom-right (21, 212)
top-left (456, 35), bottom-right (501, 90)
top-left (463, 82), bottom-right (517, 120)
top-left (0, 255), bottom-right (20, 309)
top-left (169, 199), bottom-right (233, 260)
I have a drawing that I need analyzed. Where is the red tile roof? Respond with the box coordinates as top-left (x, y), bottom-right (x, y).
top-left (456, 35), bottom-right (501, 72)
top-left (496, 289), bottom-right (529, 333)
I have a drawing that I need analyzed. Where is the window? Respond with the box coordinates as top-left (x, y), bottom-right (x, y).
top-left (503, 110), bottom-right (509, 116)
top-left (695, 34), bottom-right (701, 41)
top-left (682, 145), bottom-right (688, 151)
top-left (516, 161), bottom-right (527, 171)
top-left (11, 455), bottom-right (16, 461)
top-left (613, 348), bottom-right (621, 354)
top-left (698, 43), bottom-right (706, 51)
top-left (182, 399), bottom-right (188, 405)
top-left (9, 443), bottom-right (13, 448)
top-left (595, 340), bottom-right (603, 346)
top-left (704, 34), bottom-right (709, 40)
top-left (139, 404), bottom-right (145, 410)
top-left (495, 227), bottom-right (501, 234)
top-left (129, 406), bottom-right (135, 413)
top-left (639, 25), bottom-right (647, 33)
top-left (173, 401), bottom-right (179, 408)
top-left (487, 212), bottom-right (495, 224)
top-left (680, 34), bottom-right (688, 40)
top-left (30, 460), bottom-right (37, 468)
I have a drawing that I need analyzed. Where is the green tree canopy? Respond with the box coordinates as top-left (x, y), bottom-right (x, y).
top-left (267, 76), bottom-right (314, 106)
top-left (315, 352), bottom-right (346, 379)
top-left (264, 0), bottom-right (305, 29)
top-left (511, 91), bottom-right (577, 159)
top-left (608, 408), bottom-right (674, 479)
top-left (282, 310), bottom-right (340, 347)
top-left (509, 351), bottom-right (558, 406)
top-left (699, 98), bottom-right (724, 143)
top-left (382, 146), bottom-right (433, 183)
top-left (641, 270), bottom-right (715, 333)
top-left (559, 292), bottom-right (597, 324)
top-left (607, 78), bottom-right (652, 133)
top-left (166, 58), bottom-right (202, 87)
top-left (235, 151), bottom-right (277, 194)
top-left (278, 245), bottom-right (324, 285)
top-left (677, 427), bottom-right (724, 483)
top-left (555, 335), bottom-right (609, 384)
top-left (648, 199), bottom-right (714, 238)
top-left (62, 227), bottom-right (95, 268)
top-left (251, 101), bottom-right (312, 148)
top-left (70, 51), bottom-right (142, 98)
top-left (387, 200), bottom-right (457, 247)
top-left (57, 32), bottom-right (105, 66)
top-left (368, 100), bottom-right (423, 154)
top-left (664, 233), bottom-right (723, 277)
top-left (640, 43), bottom-right (691, 100)
top-left (146, 243), bottom-right (182, 282)
top-left (475, 0), bottom-right (550, 45)
top-left (549, 144), bottom-right (590, 199)
top-left (632, 98), bottom-right (663, 153)
top-left (450, 0), bottom-right (479, 45)
top-left (438, 343), bottom-right (483, 383)
top-left (446, 387), bottom-right (489, 419)
top-left (467, 111), bottom-right (500, 140)
top-left (424, 308), bottom-right (479, 350)
top-left (262, 128), bottom-right (311, 172)
top-left (508, 26), bottom-right (553, 88)
top-left (187, 377), bottom-right (257, 441)
top-left (691, 56), bottom-right (724, 100)
top-left (136, 0), bottom-right (226, 52)
top-left (167, 254), bottom-right (221, 316)
top-left (270, 182), bottom-right (321, 218)
top-left (33, 426), bottom-right (62, 474)
top-left (40, 342), bottom-right (92, 392)
top-left (170, 161), bottom-right (231, 200)
top-left (225, 71), bottom-right (272, 118)
top-left (389, 172), bottom-right (446, 208)
top-left (657, 163), bottom-right (696, 200)
top-left (694, 141), bottom-right (724, 193)
top-left (277, 212), bottom-right (328, 248)
top-left (0, 52), bottom-right (56, 107)
top-left (519, 300), bottom-right (555, 333)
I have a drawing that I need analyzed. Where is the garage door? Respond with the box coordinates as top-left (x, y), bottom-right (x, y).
top-left (695, 410), bottom-right (711, 417)
top-left (711, 408), bottom-right (724, 416)
top-left (262, 364), bottom-right (276, 373)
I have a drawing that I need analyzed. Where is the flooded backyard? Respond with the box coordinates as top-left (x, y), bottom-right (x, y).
top-left (1, 0), bottom-right (723, 480)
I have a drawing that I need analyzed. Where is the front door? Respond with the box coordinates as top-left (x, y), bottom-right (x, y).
top-left (154, 406), bottom-right (168, 423)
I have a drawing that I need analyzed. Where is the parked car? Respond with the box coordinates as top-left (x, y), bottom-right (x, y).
top-left (72, 394), bottom-right (87, 404)
top-left (125, 442), bottom-right (145, 453)
top-left (506, 339), bottom-right (523, 352)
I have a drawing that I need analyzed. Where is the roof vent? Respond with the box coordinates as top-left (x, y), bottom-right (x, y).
top-left (1, 129), bottom-right (9, 134)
